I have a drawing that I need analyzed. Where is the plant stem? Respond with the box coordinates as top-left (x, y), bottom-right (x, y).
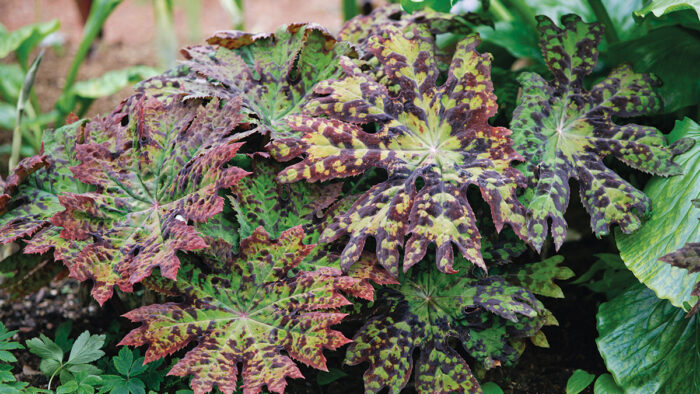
top-left (587, 0), bottom-right (619, 43)
top-left (10, 50), bottom-right (44, 171)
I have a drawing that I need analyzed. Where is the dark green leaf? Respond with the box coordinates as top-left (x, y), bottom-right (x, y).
top-left (597, 284), bottom-right (700, 393)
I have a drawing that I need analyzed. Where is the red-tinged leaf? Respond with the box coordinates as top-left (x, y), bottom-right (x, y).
top-left (0, 119), bottom-right (104, 297)
top-left (120, 226), bottom-right (353, 394)
top-left (230, 159), bottom-right (397, 301)
top-left (54, 96), bottom-right (250, 305)
top-left (139, 23), bottom-right (354, 139)
top-left (270, 26), bottom-right (528, 277)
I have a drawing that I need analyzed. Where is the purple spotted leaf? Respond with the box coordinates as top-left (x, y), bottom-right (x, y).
top-left (52, 96), bottom-right (250, 305)
top-left (120, 226), bottom-right (353, 394)
top-left (139, 23), bottom-right (354, 139)
top-left (270, 25), bottom-right (529, 277)
top-left (346, 263), bottom-right (548, 393)
top-left (339, 4), bottom-right (491, 54)
top-left (0, 117), bottom-right (115, 296)
top-left (511, 14), bottom-right (693, 251)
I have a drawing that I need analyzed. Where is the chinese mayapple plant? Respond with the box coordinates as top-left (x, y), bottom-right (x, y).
top-left (0, 3), bottom-right (694, 394)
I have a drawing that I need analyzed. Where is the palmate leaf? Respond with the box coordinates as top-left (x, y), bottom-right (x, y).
top-left (270, 25), bottom-right (529, 276)
top-left (53, 96), bottom-right (249, 305)
top-left (120, 226), bottom-right (353, 394)
top-left (0, 121), bottom-right (85, 249)
top-left (616, 118), bottom-right (700, 308)
top-left (345, 263), bottom-right (549, 393)
top-left (339, 4), bottom-right (490, 50)
top-left (511, 14), bottom-right (693, 251)
top-left (230, 159), bottom-right (397, 300)
top-left (139, 23), bottom-right (353, 139)
top-left (504, 255), bottom-right (574, 298)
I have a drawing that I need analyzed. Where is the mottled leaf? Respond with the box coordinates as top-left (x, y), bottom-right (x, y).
top-left (345, 264), bottom-right (548, 393)
top-left (505, 255), bottom-right (573, 298)
top-left (597, 284), bottom-right (700, 393)
top-left (511, 14), bottom-right (692, 251)
top-left (230, 159), bottom-right (397, 300)
top-left (339, 4), bottom-right (490, 51)
top-left (0, 119), bottom-right (100, 295)
top-left (53, 96), bottom-right (249, 305)
top-left (120, 226), bottom-right (353, 394)
top-left (608, 26), bottom-right (700, 114)
top-left (139, 23), bottom-right (353, 139)
top-left (271, 26), bottom-right (529, 276)
top-left (616, 118), bottom-right (700, 308)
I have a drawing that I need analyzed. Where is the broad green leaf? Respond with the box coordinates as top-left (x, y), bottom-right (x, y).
top-left (511, 15), bottom-right (690, 251)
top-left (52, 97), bottom-right (249, 305)
top-left (71, 66), bottom-right (159, 99)
top-left (401, 0), bottom-right (453, 13)
top-left (346, 263), bottom-right (549, 393)
top-left (68, 331), bottom-right (105, 365)
top-left (616, 118), bottom-right (700, 308)
top-left (120, 226), bottom-right (353, 394)
top-left (0, 20), bottom-right (59, 65)
top-left (139, 23), bottom-right (352, 139)
top-left (658, 199), bottom-right (700, 313)
top-left (481, 382), bottom-right (504, 394)
top-left (567, 369), bottom-right (595, 394)
top-left (608, 26), bottom-right (700, 112)
top-left (594, 374), bottom-right (623, 394)
top-left (597, 284), bottom-right (700, 393)
top-left (635, 0), bottom-right (700, 18)
top-left (26, 334), bottom-right (64, 376)
top-left (570, 253), bottom-right (637, 299)
top-left (0, 63), bottom-right (23, 103)
top-left (0, 102), bottom-right (14, 130)
top-left (271, 26), bottom-right (529, 276)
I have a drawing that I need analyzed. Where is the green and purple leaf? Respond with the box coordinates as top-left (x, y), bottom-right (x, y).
top-left (616, 118), bottom-right (700, 309)
top-left (53, 96), bottom-right (249, 305)
top-left (271, 26), bottom-right (529, 276)
top-left (120, 226), bottom-right (353, 394)
top-left (139, 23), bottom-right (353, 139)
top-left (511, 14), bottom-right (693, 251)
top-left (339, 4), bottom-right (490, 51)
top-left (345, 263), bottom-right (549, 393)
top-left (230, 159), bottom-right (397, 300)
